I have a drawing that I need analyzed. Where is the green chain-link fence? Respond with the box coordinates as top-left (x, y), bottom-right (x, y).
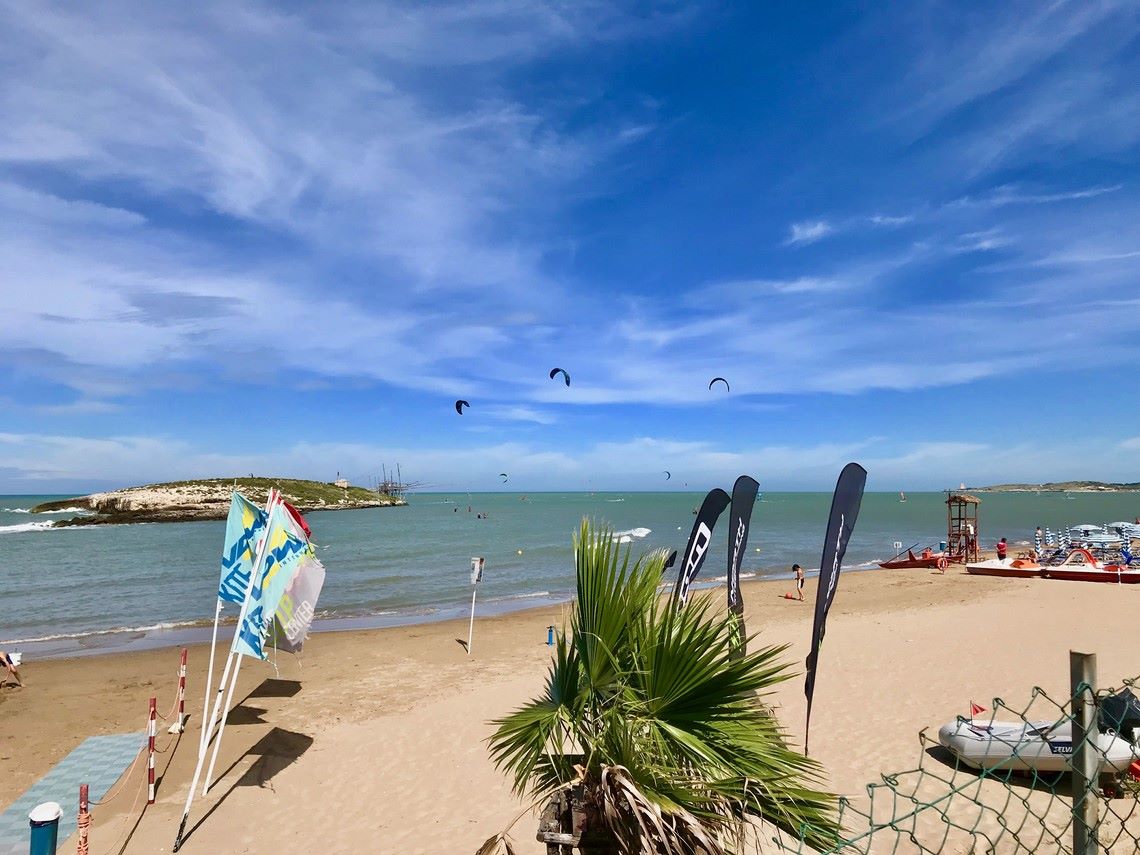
top-left (772, 654), bottom-right (1140, 854)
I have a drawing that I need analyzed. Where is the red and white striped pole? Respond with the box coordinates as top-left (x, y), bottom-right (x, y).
top-left (170, 648), bottom-right (187, 734)
top-left (147, 697), bottom-right (157, 804)
top-left (76, 783), bottom-right (90, 855)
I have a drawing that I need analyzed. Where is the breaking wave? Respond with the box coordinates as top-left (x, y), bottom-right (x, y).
top-left (0, 521), bottom-right (57, 534)
top-left (614, 527), bottom-right (651, 543)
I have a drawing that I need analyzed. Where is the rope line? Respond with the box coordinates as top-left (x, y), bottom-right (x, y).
top-left (89, 734), bottom-right (147, 807)
top-left (88, 652), bottom-right (185, 809)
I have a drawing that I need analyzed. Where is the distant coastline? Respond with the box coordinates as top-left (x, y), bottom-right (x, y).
top-left (29, 476), bottom-right (405, 526)
top-left (971, 481), bottom-right (1140, 493)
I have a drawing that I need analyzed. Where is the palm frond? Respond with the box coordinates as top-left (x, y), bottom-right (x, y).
top-left (484, 518), bottom-right (842, 854)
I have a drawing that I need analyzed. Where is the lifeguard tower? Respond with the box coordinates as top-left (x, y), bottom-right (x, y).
top-left (946, 493), bottom-right (980, 564)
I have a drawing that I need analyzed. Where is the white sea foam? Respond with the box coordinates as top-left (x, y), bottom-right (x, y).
top-left (0, 520), bottom-right (57, 534)
top-left (706, 571), bottom-right (759, 584)
top-left (2, 506), bottom-right (91, 515)
top-left (0, 620), bottom-right (198, 645)
top-left (491, 591), bottom-right (552, 602)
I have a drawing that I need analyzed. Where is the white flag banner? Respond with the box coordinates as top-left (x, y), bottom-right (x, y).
top-left (271, 553), bottom-right (327, 653)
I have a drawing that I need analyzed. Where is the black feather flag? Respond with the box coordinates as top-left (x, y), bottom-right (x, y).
top-left (674, 488), bottom-right (731, 605)
top-left (804, 462), bottom-right (867, 753)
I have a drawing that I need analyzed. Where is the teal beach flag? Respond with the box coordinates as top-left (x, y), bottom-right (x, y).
top-left (232, 502), bottom-right (309, 660)
top-left (218, 492), bottom-right (268, 604)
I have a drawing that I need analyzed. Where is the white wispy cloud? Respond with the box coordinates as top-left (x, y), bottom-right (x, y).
top-left (869, 214), bottom-right (915, 226)
top-left (482, 405), bottom-right (558, 425)
top-left (784, 220), bottom-right (833, 246)
top-left (949, 184), bottom-right (1124, 210)
top-left (1121, 438), bottom-right (1140, 451)
top-left (876, 1), bottom-right (1140, 175)
top-left (0, 1), bottom-right (678, 405)
top-left (953, 228), bottom-right (1013, 253)
top-left (0, 1), bottom-right (663, 297)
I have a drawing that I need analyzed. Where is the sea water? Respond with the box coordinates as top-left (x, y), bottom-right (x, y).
top-left (1, 491), bottom-right (1137, 657)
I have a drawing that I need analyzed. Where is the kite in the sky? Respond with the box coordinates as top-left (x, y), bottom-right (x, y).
top-left (499, 473), bottom-right (509, 483)
top-left (663, 471), bottom-right (671, 480)
top-left (708, 377), bottom-right (730, 392)
top-left (549, 367), bottom-right (570, 387)
top-left (455, 400), bottom-right (470, 414)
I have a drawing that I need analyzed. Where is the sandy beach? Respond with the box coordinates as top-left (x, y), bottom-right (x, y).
top-left (2, 565), bottom-right (1138, 854)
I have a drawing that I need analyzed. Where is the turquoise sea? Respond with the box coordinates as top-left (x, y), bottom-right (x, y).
top-left (2, 490), bottom-right (1138, 658)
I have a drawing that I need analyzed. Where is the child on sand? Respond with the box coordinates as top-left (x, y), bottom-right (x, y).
top-left (0, 651), bottom-right (22, 687)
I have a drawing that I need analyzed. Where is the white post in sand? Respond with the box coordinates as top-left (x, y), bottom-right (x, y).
top-left (467, 557), bottom-right (484, 655)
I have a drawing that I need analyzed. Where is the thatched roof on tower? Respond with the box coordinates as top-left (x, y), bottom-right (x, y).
top-left (946, 493), bottom-right (980, 504)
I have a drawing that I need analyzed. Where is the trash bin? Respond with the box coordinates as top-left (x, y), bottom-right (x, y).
top-left (29, 802), bottom-right (61, 855)
top-left (939, 541), bottom-right (947, 553)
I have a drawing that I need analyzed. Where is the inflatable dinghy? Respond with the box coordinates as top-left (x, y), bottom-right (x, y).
top-left (938, 718), bottom-right (1137, 773)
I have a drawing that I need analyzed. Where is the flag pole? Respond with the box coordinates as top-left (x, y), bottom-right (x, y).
top-left (198, 599), bottom-right (223, 754)
top-left (466, 557), bottom-right (483, 655)
top-left (467, 586), bottom-right (477, 655)
top-left (174, 488), bottom-right (278, 852)
top-left (203, 636), bottom-right (246, 793)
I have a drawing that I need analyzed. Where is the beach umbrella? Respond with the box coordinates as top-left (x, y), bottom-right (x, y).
top-left (1033, 529), bottom-right (1042, 557)
top-left (1045, 527), bottom-right (1054, 546)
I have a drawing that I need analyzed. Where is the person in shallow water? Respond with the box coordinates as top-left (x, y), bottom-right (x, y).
top-left (0, 651), bottom-right (22, 687)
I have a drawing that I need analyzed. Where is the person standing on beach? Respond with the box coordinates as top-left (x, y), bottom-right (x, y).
top-left (996, 538), bottom-right (1008, 561)
top-left (793, 564), bottom-right (804, 601)
top-left (0, 651), bottom-right (22, 687)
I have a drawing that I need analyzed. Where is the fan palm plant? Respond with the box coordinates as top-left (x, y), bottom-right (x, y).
top-left (481, 519), bottom-right (841, 854)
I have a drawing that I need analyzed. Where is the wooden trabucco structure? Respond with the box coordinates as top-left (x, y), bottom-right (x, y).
top-left (946, 493), bottom-right (980, 564)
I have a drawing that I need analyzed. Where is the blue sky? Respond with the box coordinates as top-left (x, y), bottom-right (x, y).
top-left (2, 1), bottom-right (1139, 494)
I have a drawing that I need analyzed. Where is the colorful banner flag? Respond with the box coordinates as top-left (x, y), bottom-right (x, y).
top-left (970, 702), bottom-right (986, 718)
top-left (218, 492), bottom-right (268, 605)
top-left (271, 552), bottom-right (326, 653)
top-left (804, 462), bottom-right (867, 753)
top-left (726, 475), bottom-right (759, 659)
top-left (674, 488), bottom-right (732, 606)
top-left (232, 502), bottom-right (310, 660)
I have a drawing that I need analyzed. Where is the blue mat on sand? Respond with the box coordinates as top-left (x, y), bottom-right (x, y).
top-left (0, 733), bottom-right (144, 855)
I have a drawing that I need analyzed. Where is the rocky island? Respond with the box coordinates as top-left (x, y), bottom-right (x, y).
top-left (972, 480), bottom-right (1140, 493)
top-left (31, 477), bottom-right (406, 526)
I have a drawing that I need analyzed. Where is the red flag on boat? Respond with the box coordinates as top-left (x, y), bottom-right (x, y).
top-left (282, 500), bottom-right (312, 540)
top-left (970, 702), bottom-right (986, 718)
